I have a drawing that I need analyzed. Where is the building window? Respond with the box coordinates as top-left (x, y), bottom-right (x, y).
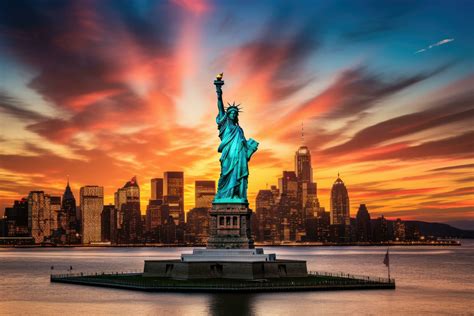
top-left (232, 216), bottom-right (238, 226)
top-left (226, 216), bottom-right (231, 226)
top-left (219, 216), bottom-right (224, 226)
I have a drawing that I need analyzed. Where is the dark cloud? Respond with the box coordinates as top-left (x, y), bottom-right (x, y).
top-left (427, 187), bottom-right (473, 200)
top-left (22, 143), bottom-right (54, 156)
top-left (456, 177), bottom-right (474, 184)
top-left (322, 87), bottom-right (474, 157)
top-left (103, 0), bottom-right (178, 55)
top-left (25, 88), bottom-right (173, 143)
top-left (321, 64), bottom-right (450, 120)
top-left (0, 1), bottom-right (178, 111)
top-left (0, 91), bottom-right (45, 121)
top-left (363, 131), bottom-right (474, 162)
top-left (0, 1), bottom-right (186, 150)
top-left (277, 64), bottom-right (451, 133)
top-left (28, 61), bottom-right (126, 109)
top-left (223, 6), bottom-right (321, 101)
top-left (429, 164), bottom-right (474, 172)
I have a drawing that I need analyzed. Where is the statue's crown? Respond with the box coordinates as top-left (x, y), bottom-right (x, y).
top-left (226, 102), bottom-right (242, 113)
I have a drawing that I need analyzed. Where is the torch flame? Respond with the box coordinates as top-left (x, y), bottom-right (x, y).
top-left (216, 73), bottom-right (223, 80)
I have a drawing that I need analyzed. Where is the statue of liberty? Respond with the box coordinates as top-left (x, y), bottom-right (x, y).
top-left (213, 73), bottom-right (258, 204)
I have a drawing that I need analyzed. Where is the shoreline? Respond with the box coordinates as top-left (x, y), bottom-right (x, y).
top-left (0, 240), bottom-right (463, 248)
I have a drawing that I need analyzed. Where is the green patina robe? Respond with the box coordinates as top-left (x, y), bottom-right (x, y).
top-left (214, 111), bottom-right (258, 203)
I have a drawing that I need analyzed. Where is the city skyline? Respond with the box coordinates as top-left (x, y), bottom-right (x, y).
top-left (0, 1), bottom-right (473, 229)
top-left (1, 141), bottom-right (469, 231)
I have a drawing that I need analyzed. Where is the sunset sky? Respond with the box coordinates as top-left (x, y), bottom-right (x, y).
top-left (0, 0), bottom-right (473, 229)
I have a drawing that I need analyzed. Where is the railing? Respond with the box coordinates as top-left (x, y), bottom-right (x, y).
top-left (51, 279), bottom-right (393, 289)
top-left (308, 271), bottom-right (393, 284)
top-left (51, 270), bottom-right (142, 279)
top-left (51, 270), bottom-right (395, 289)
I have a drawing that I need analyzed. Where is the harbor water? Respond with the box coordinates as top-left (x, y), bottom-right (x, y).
top-left (1, 241), bottom-right (473, 315)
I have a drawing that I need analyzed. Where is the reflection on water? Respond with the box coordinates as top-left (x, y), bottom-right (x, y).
top-left (209, 294), bottom-right (255, 316)
top-left (0, 241), bottom-right (473, 315)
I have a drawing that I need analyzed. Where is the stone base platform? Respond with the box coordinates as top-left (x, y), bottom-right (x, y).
top-left (51, 272), bottom-right (396, 292)
top-left (144, 259), bottom-right (307, 280)
top-left (144, 246), bottom-right (306, 280)
top-left (181, 248), bottom-right (276, 262)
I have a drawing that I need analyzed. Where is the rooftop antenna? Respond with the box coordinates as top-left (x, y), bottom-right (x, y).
top-left (301, 121), bottom-right (304, 145)
top-left (67, 174), bottom-right (70, 186)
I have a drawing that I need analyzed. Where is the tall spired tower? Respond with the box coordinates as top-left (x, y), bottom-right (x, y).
top-left (294, 126), bottom-right (319, 217)
top-left (330, 175), bottom-right (350, 226)
top-left (62, 179), bottom-right (78, 243)
top-left (295, 123), bottom-right (313, 183)
top-left (295, 146), bottom-right (312, 182)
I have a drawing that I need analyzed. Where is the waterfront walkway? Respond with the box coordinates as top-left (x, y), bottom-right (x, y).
top-left (50, 271), bottom-right (395, 293)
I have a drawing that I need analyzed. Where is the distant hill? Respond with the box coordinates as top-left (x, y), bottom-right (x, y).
top-left (404, 221), bottom-right (474, 239)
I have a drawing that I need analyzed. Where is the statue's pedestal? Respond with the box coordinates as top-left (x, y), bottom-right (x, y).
top-left (143, 258), bottom-right (308, 280)
top-left (206, 203), bottom-right (254, 249)
top-left (143, 203), bottom-right (308, 280)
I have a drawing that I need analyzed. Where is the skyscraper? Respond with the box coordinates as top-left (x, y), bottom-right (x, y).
top-left (114, 177), bottom-right (142, 243)
top-left (62, 180), bottom-right (78, 243)
top-left (277, 171), bottom-right (303, 241)
top-left (314, 208), bottom-right (330, 242)
top-left (195, 180), bottom-right (215, 208)
top-left (145, 178), bottom-right (166, 241)
top-left (373, 215), bottom-right (389, 242)
top-left (356, 204), bottom-right (371, 242)
top-left (302, 182), bottom-right (319, 217)
top-left (150, 178), bottom-right (163, 201)
top-left (255, 189), bottom-right (277, 243)
top-left (295, 145), bottom-right (313, 183)
top-left (278, 171), bottom-right (298, 200)
top-left (4, 198), bottom-right (29, 237)
top-left (294, 144), bottom-right (320, 233)
top-left (163, 171), bottom-right (184, 225)
top-left (28, 191), bottom-right (51, 244)
top-left (146, 200), bottom-right (167, 232)
top-left (48, 195), bottom-right (61, 234)
top-left (394, 218), bottom-right (406, 241)
top-left (80, 186), bottom-right (103, 244)
top-left (186, 207), bottom-right (209, 244)
top-left (330, 175), bottom-right (350, 226)
top-left (101, 204), bottom-right (117, 243)
top-left (48, 195), bottom-right (61, 239)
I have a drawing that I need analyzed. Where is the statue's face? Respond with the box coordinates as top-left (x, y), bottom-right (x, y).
top-left (228, 110), bottom-right (238, 122)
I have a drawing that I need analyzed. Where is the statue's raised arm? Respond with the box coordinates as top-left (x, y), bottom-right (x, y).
top-left (214, 73), bottom-right (225, 118)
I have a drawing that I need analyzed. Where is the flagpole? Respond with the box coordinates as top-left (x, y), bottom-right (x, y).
top-left (387, 246), bottom-right (391, 283)
top-left (383, 243), bottom-right (391, 283)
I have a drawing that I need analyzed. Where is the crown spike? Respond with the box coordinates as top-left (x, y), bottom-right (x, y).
top-left (225, 101), bottom-right (243, 113)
